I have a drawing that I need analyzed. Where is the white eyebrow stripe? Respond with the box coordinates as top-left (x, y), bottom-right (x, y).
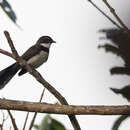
top-left (41, 43), bottom-right (51, 48)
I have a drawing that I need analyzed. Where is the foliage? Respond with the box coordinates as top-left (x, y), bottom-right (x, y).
top-left (34, 115), bottom-right (66, 130)
top-left (0, 0), bottom-right (17, 23)
top-left (112, 115), bottom-right (130, 130)
top-left (99, 28), bottom-right (130, 129)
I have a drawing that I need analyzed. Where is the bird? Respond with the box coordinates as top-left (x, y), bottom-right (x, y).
top-left (0, 36), bottom-right (56, 89)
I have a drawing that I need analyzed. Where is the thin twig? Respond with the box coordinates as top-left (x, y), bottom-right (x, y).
top-left (1, 111), bottom-right (5, 130)
top-left (102, 0), bottom-right (129, 33)
top-left (4, 32), bottom-right (19, 59)
top-left (0, 111), bottom-right (8, 130)
top-left (7, 110), bottom-right (18, 130)
top-left (87, 0), bottom-right (121, 29)
top-left (23, 89), bottom-right (45, 130)
top-left (0, 49), bottom-right (14, 59)
top-left (22, 112), bottom-right (29, 130)
top-left (3, 31), bottom-right (81, 130)
top-left (29, 88), bottom-right (46, 130)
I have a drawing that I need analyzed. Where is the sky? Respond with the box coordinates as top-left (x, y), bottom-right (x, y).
top-left (0, 0), bottom-right (130, 130)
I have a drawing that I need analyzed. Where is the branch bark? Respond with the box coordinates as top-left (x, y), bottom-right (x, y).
top-left (102, 0), bottom-right (129, 33)
top-left (7, 110), bottom-right (18, 130)
top-left (88, 0), bottom-right (121, 29)
top-left (0, 98), bottom-right (130, 115)
top-left (28, 88), bottom-right (46, 130)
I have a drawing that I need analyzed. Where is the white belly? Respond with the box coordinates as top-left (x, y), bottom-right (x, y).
top-left (27, 51), bottom-right (48, 68)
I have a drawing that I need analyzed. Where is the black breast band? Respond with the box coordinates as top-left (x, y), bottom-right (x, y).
top-left (40, 46), bottom-right (49, 53)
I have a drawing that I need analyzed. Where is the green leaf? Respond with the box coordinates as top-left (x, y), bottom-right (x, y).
top-left (34, 115), bottom-right (66, 130)
top-left (51, 117), bottom-right (66, 130)
top-left (112, 115), bottom-right (130, 130)
top-left (0, 0), bottom-right (17, 23)
top-left (33, 124), bottom-right (39, 130)
top-left (38, 115), bottom-right (50, 130)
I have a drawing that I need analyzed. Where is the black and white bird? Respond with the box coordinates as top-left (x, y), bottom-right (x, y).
top-left (0, 36), bottom-right (56, 89)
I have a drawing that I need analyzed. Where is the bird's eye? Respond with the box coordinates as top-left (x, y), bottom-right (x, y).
top-left (44, 38), bottom-right (50, 43)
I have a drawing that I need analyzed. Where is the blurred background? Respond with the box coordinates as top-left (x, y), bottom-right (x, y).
top-left (0, 0), bottom-right (130, 129)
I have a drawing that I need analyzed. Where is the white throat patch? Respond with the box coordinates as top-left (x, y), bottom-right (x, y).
top-left (41, 43), bottom-right (51, 48)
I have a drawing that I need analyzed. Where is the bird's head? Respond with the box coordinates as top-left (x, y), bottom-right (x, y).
top-left (36, 36), bottom-right (56, 48)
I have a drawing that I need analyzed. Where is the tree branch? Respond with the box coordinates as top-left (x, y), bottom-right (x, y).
top-left (2, 31), bottom-right (81, 130)
top-left (0, 111), bottom-right (8, 130)
top-left (102, 0), bottom-right (129, 33)
top-left (87, 0), bottom-right (121, 29)
top-left (28, 88), bottom-right (46, 130)
top-left (22, 112), bottom-right (29, 130)
top-left (0, 49), bottom-right (14, 59)
top-left (7, 110), bottom-right (18, 130)
top-left (0, 98), bottom-right (130, 115)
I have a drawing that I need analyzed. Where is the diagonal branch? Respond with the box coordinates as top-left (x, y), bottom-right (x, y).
top-left (7, 110), bottom-right (19, 130)
top-left (0, 49), bottom-right (14, 59)
top-left (3, 31), bottom-right (81, 130)
top-left (22, 88), bottom-right (45, 130)
top-left (4, 32), bottom-right (19, 59)
top-left (22, 112), bottom-right (29, 130)
top-left (102, 0), bottom-right (129, 33)
top-left (0, 98), bottom-right (130, 115)
top-left (87, 0), bottom-right (121, 29)
top-left (0, 111), bottom-right (8, 130)
top-left (28, 88), bottom-right (46, 130)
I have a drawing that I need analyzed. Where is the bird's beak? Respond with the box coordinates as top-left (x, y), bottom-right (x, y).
top-left (52, 40), bottom-right (56, 43)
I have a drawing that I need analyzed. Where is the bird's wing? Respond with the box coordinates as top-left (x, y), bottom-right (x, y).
top-left (21, 45), bottom-right (40, 61)
top-left (19, 45), bottom-right (40, 76)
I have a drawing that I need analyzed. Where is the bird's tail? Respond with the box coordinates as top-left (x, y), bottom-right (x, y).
top-left (0, 63), bottom-right (20, 89)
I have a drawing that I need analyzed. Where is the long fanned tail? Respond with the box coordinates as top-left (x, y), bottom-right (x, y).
top-left (0, 63), bottom-right (20, 89)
